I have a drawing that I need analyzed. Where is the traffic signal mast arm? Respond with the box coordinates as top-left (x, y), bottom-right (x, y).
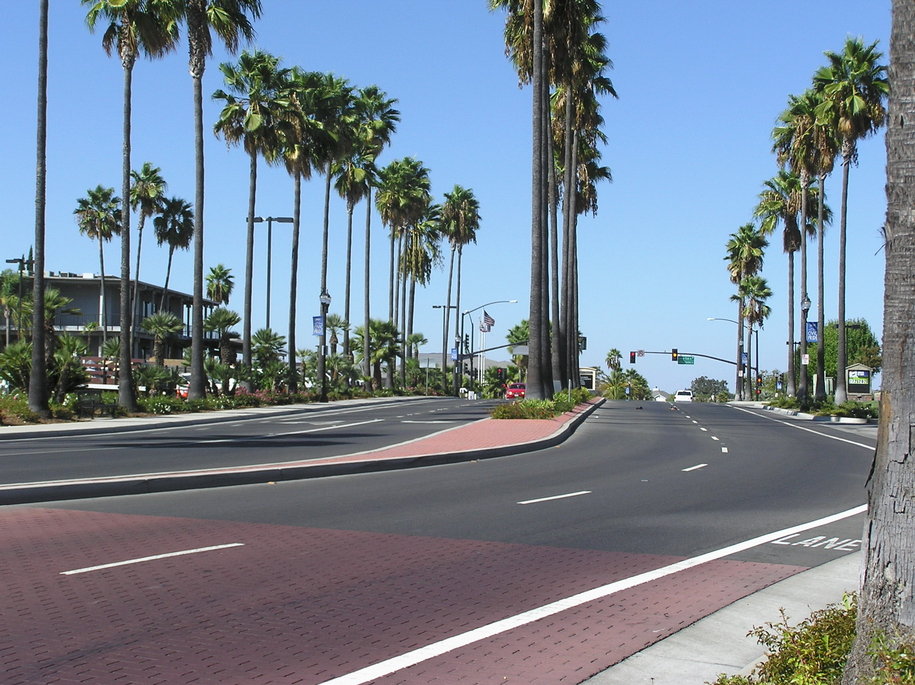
top-left (628, 350), bottom-right (737, 366)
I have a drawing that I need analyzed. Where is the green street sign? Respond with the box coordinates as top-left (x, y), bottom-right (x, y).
top-left (678, 356), bottom-right (695, 365)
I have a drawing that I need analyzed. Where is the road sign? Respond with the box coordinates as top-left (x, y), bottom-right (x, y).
top-left (677, 356), bottom-right (695, 365)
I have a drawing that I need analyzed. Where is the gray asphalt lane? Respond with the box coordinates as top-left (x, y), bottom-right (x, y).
top-left (0, 396), bottom-right (498, 486)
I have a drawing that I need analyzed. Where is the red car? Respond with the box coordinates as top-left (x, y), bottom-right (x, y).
top-left (505, 383), bottom-right (526, 399)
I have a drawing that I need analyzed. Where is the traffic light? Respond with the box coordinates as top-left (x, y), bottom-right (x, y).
top-left (629, 351), bottom-right (636, 364)
top-left (756, 375), bottom-right (762, 396)
top-left (496, 367), bottom-right (505, 381)
top-left (671, 348), bottom-right (678, 362)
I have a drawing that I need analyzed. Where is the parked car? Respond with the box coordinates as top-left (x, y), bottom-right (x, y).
top-left (673, 389), bottom-right (693, 402)
top-left (505, 382), bottom-right (526, 399)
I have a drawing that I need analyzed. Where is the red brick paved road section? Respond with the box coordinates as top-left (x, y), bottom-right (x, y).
top-left (2, 507), bottom-right (804, 684)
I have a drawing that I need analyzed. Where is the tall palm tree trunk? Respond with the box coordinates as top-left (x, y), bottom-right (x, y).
top-left (188, 68), bottom-right (206, 400)
top-left (98, 239), bottom-right (107, 346)
top-left (160, 249), bottom-right (175, 312)
top-left (317, 171), bottom-right (332, 399)
top-left (452, 246), bottom-right (464, 396)
top-left (815, 173), bottom-right (827, 401)
top-left (388, 231), bottom-right (396, 325)
top-left (786, 252), bottom-right (796, 397)
top-left (736, 296), bottom-right (745, 401)
top-left (834, 148), bottom-right (852, 404)
top-left (363, 190), bottom-right (372, 380)
top-left (131, 215), bottom-right (146, 352)
top-left (118, 54), bottom-right (138, 410)
top-left (798, 170), bottom-right (810, 402)
top-left (843, 5), bottom-right (915, 674)
top-left (29, 0), bottom-right (50, 417)
top-left (288, 172), bottom-right (301, 392)
top-left (343, 204), bottom-right (354, 359)
top-left (565, 130), bottom-right (581, 387)
top-left (242, 150), bottom-right (257, 386)
top-left (527, 0), bottom-right (546, 401)
top-left (551, 102), bottom-right (566, 387)
top-left (442, 246), bottom-right (455, 392)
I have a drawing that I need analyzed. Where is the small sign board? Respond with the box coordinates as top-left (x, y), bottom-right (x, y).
top-left (677, 356), bottom-right (695, 365)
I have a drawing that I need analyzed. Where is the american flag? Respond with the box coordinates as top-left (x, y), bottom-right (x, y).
top-left (480, 310), bottom-right (495, 332)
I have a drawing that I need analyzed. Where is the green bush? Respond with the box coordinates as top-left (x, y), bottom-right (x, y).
top-left (711, 595), bottom-right (856, 684)
top-left (137, 395), bottom-right (189, 415)
top-left (0, 391), bottom-right (40, 424)
top-left (491, 390), bottom-right (592, 420)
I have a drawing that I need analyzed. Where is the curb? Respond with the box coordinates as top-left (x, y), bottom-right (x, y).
top-left (0, 398), bottom-right (603, 505)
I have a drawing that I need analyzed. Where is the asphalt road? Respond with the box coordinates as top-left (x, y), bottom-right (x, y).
top-left (2, 400), bottom-right (876, 684)
top-left (0, 396), bottom-right (497, 485)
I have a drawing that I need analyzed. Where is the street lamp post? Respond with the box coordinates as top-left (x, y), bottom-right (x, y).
top-left (432, 304), bottom-right (456, 394)
top-left (707, 316), bottom-right (743, 400)
top-left (318, 289), bottom-right (331, 402)
top-left (799, 294), bottom-right (811, 402)
top-left (252, 216), bottom-right (293, 330)
top-left (5, 257), bottom-right (31, 342)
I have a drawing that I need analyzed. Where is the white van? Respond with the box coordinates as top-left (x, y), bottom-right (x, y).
top-left (673, 389), bottom-right (693, 402)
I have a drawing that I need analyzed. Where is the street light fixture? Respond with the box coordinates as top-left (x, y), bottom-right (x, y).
top-left (318, 289), bottom-right (332, 402)
top-left (799, 294), bottom-right (812, 401)
top-left (708, 316), bottom-right (745, 401)
top-left (252, 216), bottom-right (293, 330)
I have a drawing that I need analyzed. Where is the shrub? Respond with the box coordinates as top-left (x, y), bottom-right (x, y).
top-left (0, 391), bottom-right (40, 424)
top-left (138, 395), bottom-right (188, 415)
top-left (491, 391), bottom-right (592, 420)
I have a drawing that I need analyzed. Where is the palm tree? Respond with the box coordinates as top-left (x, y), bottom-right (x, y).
top-left (213, 48), bottom-right (290, 384)
top-left (324, 313), bottom-right (347, 357)
top-left (29, 0), bottom-right (50, 416)
top-left (813, 38), bottom-right (888, 404)
top-left (83, 0), bottom-right (180, 412)
top-left (74, 185), bottom-right (122, 349)
top-left (775, 89), bottom-right (838, 401)
top-left (754, 172), bottom-right (804, 397)
top-left (773, 90), bottom-right (826, 402)
top-left (206, 263), bottom-right (234, 305)
top-left (724, 224), bottom-right (767, 400)
top-left (313, 74), bottom-right (355, 397)
top-left (129, 162), bottom-right (167, 346)
top-left (491, 0), bottom-right (550, 399)
top-left (401, 201), bottom-right (442, 384)
top-left (142, 311), bottom-right (182, 367)
top-left (376, 157), bottom-right (432, 387)
top-left (280, 67), bottom-right (330, 393)
top-left (734, 275), bottom-right (772, 397)
top-left (184, 0), bottom-right (261, 401)
top-left (440, 185), bottom-right (481, 394)
top-left (351, 86), bottom-right (399, 378)
top-left (153, 196), bottom-right (194, 311)
top-left (352, 319), bottom-right (400, 390)
top-left (844, 7), bottom-right (915, 678)
top-left (204, 306), bottom-right (241, 366)
top-left (605, 348), bottom-right (622, 373)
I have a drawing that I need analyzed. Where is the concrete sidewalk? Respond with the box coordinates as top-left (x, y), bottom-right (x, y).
top-left (586, 552), bottom-right (860, 684)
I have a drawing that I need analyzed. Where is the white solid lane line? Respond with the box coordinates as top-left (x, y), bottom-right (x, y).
top-left (61, 543), bottom-right (245, 576)
top-left (318, 505), bottom-right (867, 685)
top-left (682, 464), bottom-right (708, 472)
top-left (517, 491), bottom-right (592, 505)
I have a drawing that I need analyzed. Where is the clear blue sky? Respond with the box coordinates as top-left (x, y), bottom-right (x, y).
top-left (2, 1), bottom-right (891, 393)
